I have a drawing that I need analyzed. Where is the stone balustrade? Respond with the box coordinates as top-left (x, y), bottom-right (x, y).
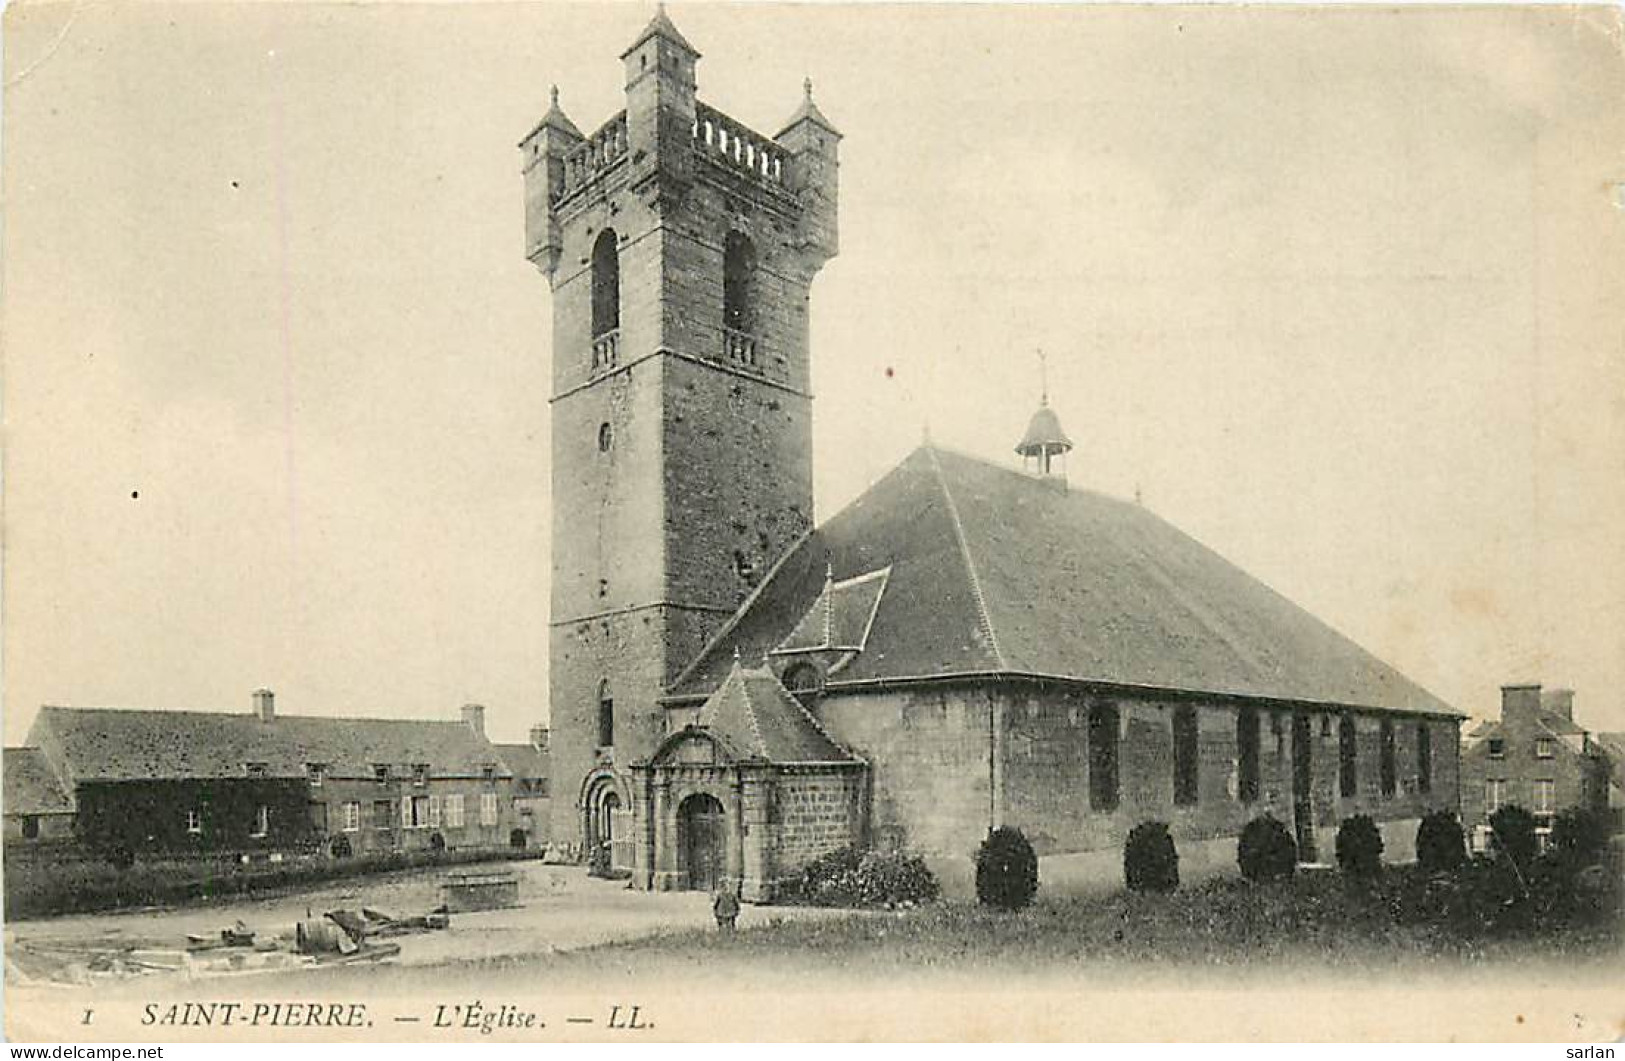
top-left (692, 103), bottom-right (788, 187)
top-left (591, 329), bottom-right (620, 373)
top-left (555, 112), bottom-right (629, 203)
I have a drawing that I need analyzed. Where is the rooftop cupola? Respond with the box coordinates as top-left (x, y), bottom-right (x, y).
top-left (1015, 353), bottom-right (1073, 480)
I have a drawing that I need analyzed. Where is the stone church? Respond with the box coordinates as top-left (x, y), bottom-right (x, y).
top-left (520, 10), bottom-right (1463, 900)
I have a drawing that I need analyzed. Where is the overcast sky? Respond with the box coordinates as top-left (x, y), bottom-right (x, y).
top-left (5, 3), bottom-right (1622, 744)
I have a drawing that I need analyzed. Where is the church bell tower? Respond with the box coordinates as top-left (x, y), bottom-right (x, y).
top-left (520, 9), bottom-right (840, 855)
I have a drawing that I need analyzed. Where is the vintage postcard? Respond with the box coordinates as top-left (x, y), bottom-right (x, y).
top-left (3, 0), bottom-right (1622, 1043)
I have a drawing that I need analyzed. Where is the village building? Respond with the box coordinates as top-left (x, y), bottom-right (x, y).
top-left (14, 691), bottom-right (521, 859)
top-left (523, 11), bottom-right (1464, 899)
top-left (494, 725), bottom-right (554, 848)
top-left (2, 748), bottom-right (76, 845)
top-left (1460, 684), bottom-right (1618, 852)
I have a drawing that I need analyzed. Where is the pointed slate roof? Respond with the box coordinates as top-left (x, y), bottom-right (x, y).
top-left (622, 5), bottom-right (698, 59)
top-left (777, 78), bottom-right (841, 139)
top-left (28, 706), bottom-right (512, 783)
top-left (692, 664), bottom-right (856, 763)
top-left (669, 445), bottom-right (1457, 716)
top-left (3, 748), bottom-right (74, 815)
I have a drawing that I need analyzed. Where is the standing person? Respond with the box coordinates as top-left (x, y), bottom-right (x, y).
top-left (712, 881), bottom-right (741, 934)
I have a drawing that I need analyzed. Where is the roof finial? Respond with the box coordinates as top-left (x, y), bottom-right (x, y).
top-left (732, 645), bottom-right (742, 662)
top-left (549, 84), bottom-right (559, 108)
top-left (1135, 483), bottom-right (1143, 506)
top-left (1038, 348), bottom-right (1049, 407)
top-left (825, 562), bottom-right (834, 585)
top-left (804, 76), bottom-right (814, 100)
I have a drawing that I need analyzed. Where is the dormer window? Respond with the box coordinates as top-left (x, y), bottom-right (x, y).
top-left (482, 764), bottom-right (497, 783)
top-left (1535, 738), bottom-right (1555, 759)
top-left (245, 762), bottom-right (268, 779)
top-left (413, 763), bottom-right (430, 787)
top-left (1488, 738), bottom-right (1505, 760)
top-left (307, 763), bottom-right (326, 787)
top-left (374, 763), bottom-right (391, 783)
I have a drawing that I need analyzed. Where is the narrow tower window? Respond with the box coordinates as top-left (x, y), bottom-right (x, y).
top-left (598, 422), bottom-right (613, 453)
top-left (591, 229), bottom-right (620, 339)
top-left (1236, 705), bottom-right (1261, 803)
top-left (723, 230), bottom-right (756, 334)
top-left (597, 680), bottom-right (614, 749)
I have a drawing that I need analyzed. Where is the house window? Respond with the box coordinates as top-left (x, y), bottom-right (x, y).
top-left (408, 796), bottom-right (431, 828)
top-left (446, 794), bottom-right (466, 829)
top-left (480, 792), bottom-right (499, 827)
top-left (373, 799), bottom-right (394, 829)
top-left (1236, 705), bottom-right (1261, 804)
top-left (536, 778), bottom-right (550, 799)
top-left (598, 680), bottom-right (614, 749)
top-left (1379, 718), bottom-right (1396, 798)
top-left (1535, 738), bottom-right (1556, 760)
top-left (1533, 778), bottom-right (1555, 815)
top-left (186, 809), bottom-right (203, 835)
top-left (22, 815), bottom-right (41, 840)
top-left (723, 230), bottom-right (757, 334)
top-left (374, 764), bottom-right (391, 783)
top-left (1417, 723), bottom-right (1432, 794)
top-left (1485, 778), bottom-right (1506, 815)
top-left (251, 805), bottom-right (270, 838)
top-left (412, 763), bottom-right (430, 787)
top-left (482, 764), bottom-right (496, 782)
top-left (429, 795), bottom-right (442, 828)
top-left (245, 762), bottom-right (268, 779)
top-left (306, 763), bottom-right (326, 787)
top-left (1487, 738), bottom-right (1505, 760)
top-left (1339, 714), bottom-right (1358, 798)
top-left (309, 802), bottom-right (329, 833)
top-left (1087, 703), bottom-right (1119, 811)
top-left (591, 228), bottom-right (620, 339)
top-left (1173, 705), bottom-right (1199, 806)
top-left (342, 801), bottom-right (361, 832)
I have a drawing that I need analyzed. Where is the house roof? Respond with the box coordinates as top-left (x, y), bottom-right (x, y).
top-left (28, 706), bottom-right (512, 783)
top-left (1594, 732), bottom-right (1625, 792)
top-left (690, 664), bottom-right (857, 764)
top-left (669, 445), bottom-right (1458, 716)
top-left (3, 748), bottom-right (74, 815)
top-left (492, 743), bottom-right (549, 782)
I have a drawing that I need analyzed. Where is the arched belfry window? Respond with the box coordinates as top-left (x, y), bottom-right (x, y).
top-left (591, 229), bottom-right (620, 339)
top-left (596, 680), bottom-right (614, 749)
top-left (723, 230), bottom-right (756, 335)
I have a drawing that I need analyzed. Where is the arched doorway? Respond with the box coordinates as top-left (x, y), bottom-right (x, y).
top-left (677, 793), bottom-right (726, 891)
top-left (583, 773), bottom-right (624, 872)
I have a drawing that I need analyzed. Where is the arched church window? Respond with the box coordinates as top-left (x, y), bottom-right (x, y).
top-left (597, 680), bottom-right (614, 749)
top-left (1172, 705), bottom-right (1199, 806)
top-left (723, 230), bottom-right (756, 334)
top-left (591, 229), bottom-right (620, 339)
top-left (598, 422), bottom-right (613, 453)
top-left (1087, 702), bottom-right (1119, 811)
top-left (783, 662), bottom-right (822, 699)
top-left (1236, 705), bottom-right (1261, 803)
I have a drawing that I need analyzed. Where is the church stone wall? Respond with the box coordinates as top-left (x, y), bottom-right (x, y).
top-left (817, 683), bottom-right (1460, 866)
top-left (770, 769), bottom-right (865, 874)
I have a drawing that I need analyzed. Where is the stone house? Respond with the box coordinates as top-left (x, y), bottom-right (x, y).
top-left (494, 725), bottom-right (553, 848)
top-left (2, 748), bottom-right (76, 845)
top-left (1460, 684), bottom-right (1614, 851)
top-left (522, 11), bottom-right (1464, 900)
top-left (18, 691), bottom-right (517, 858)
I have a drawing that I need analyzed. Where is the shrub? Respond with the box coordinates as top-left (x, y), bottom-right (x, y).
top-left (1415, 811), bottom-right (1466, 874)
top-left (975, 826), bottom-right (1038, 911)
top-left (329, 836), bottom-right (353, 859)
top-left (788, 846), bottom-right (937, 908)
top-left (1236, 814), bottom-right (1296, 882)
top-left (1123, 821), bottom-right (1179, 893)
top-left (1488, 805), bottom-right (1538, 871)
top-left (1334, 814), bottom-right (1384, 878)
top-left (1548, 807), bottom-right (1611, 869)
top-left (106, 845), bottom-right (135, 871)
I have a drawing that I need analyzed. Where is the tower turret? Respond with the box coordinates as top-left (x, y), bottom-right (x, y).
top-left (775, 78), bottom-right (841, 260)
top-left (519, 86), bottom-right (584, 278)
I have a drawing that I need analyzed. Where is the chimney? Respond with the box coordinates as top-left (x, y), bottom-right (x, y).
top-left (252, 688), bottom-right (275, 723)
top-left (1540, 688), bottom-right (1575, 721)
top-left (461, 703), bottom-right (486, 739)
top-left (529, 724), bottom-right (550, 752)
top-left (1500, 683), bottom-right (1541, 721)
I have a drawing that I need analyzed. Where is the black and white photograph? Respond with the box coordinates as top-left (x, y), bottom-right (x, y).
top-left (2, 0), bottom-right (1622, 1043)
